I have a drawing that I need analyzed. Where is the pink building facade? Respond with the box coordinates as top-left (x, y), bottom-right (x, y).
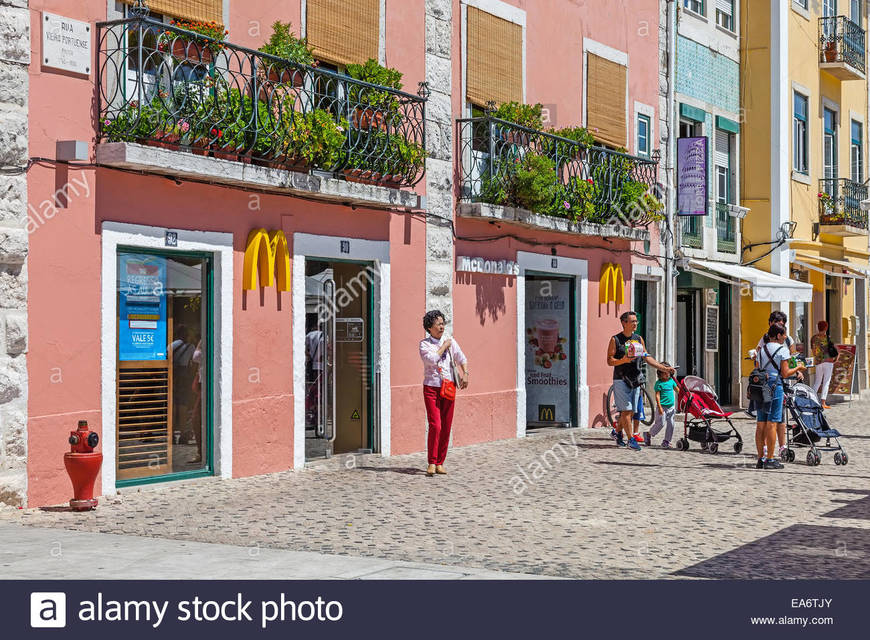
top-left (1, 0), bottom-right (664, 507)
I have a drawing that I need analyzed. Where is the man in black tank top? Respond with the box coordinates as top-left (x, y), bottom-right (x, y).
top-left (607, 311), bottom-right (675, 449)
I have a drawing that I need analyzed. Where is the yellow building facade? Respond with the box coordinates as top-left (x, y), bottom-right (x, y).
top-left (740, 0), bottom-right (870, 394)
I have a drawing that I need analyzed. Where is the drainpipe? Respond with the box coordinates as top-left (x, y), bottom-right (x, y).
top-left (664, 0), bottom-right (677, 363)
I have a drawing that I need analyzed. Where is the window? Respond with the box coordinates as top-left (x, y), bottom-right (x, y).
top-left (587, 54), bottom-right (627, 147)
top-left (683, 0), bottom-right (705, 15)
top-left (823, 0), bottom-right (837, 18)
top-left (824, 107), bottom-right (838, 184)
top-left (307, 0), bottom-right (379, 67)
top-left (637, 114), bottom-right (651, 157)
top-left (851, 120), bottom-right (863, 182)
top-left (851, 0), bottom-right (861, 25)
top-left (467, 7), bottom-right (523, 107)
top-left (122, 0), bottom-right (222, 22)
top-left (794, 0), bottom-right (808, 9)
top-left (716, 0), bottom-right (734, 31)
top-left (714, 129), bottom-right (732, 203)
top-left (793, 92), bottom-right (809, 174)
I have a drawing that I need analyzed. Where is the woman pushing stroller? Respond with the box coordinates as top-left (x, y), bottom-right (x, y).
top-left (753, 324), bottom-right (806, 469)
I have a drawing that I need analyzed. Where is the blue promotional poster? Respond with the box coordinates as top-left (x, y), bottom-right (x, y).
top-left (118, 254), bottom-right (167, 361)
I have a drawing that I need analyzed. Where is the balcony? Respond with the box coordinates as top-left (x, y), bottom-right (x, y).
top-left (456, 116), bottom-right (661, 235)
top-left (819, 16), bottom-right (866, 80)
top-left (96, 17), bottom-right (427, 197)
top-left (680, 215), bottom-right (703, 249)
top-left (716, 203), bottom-right (737, 253)
top-left (818, 178), bottom-right (869, 236)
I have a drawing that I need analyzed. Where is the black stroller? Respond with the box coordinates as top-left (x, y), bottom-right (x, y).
top-left (782, 381), bottom-right (848, 466)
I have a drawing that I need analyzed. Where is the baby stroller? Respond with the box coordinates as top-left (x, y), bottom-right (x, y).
top-left (782, 381), bottom-right (848, 466)
top-left (674, 376), bottom-right (744, 453)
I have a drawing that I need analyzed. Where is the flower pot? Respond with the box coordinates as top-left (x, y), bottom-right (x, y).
top-left (160, 38), bottom-right (214, 64)
top-left (351, 107), bottom-right (387, 131)
top-left (824, 42), bottom-right (838, 62)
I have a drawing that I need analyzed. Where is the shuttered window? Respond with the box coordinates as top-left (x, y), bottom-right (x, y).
top-left (123, 0), bottom-right (223, 24)
top-left (714, 128), bottom-right (731, 203)
top-left (715, 0), bottom-right (733, 31)
top-left (307, 0), bottom-right (380, 67)
top-left (586, 54), bottom-right (627, 148)
top-left (466, 7), bottom-right (523, 107)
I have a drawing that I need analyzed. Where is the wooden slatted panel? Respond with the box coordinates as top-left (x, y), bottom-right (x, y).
top-left (467, 6), bottom-right (523, 107)
top-left (122, 1), bottom-right (223, 24)
top-left (307, 0), bottom-right (380, 67)
top-left (116, 361), bottom-right (172, 480)
top-left (586, 54), bottom-right (627, 148)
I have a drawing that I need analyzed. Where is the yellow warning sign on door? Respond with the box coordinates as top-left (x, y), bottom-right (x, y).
top-left (350, 409), bottom-right (360, 420)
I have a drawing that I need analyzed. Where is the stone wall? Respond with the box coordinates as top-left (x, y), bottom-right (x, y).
top-left (424, 0), bottom-right (453, 321)
top-left (0, 0), bottom-right (29, 506)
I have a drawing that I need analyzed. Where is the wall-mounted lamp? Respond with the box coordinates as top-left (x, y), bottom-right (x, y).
top-left (727, 204), bottom-right (749, 219)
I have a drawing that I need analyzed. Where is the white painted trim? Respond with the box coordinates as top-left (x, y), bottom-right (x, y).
top-left (292, 233), bottom-right (391, 469)
top-left (850, 110), bottom-right (865, 125)
top-left (770, 0), bottom-right (789, 278)
top-left (583, 38), bottom-right (629, 67)
top-left (515, 252), bottom-right (589, 439)
top-left (301, 0), bottom-right (306, 36)
top-left (792, 80), bottom-right (811, 97)
top-left (791, 0), bottom-right (811, 21)
top-left (460, 0), bottom-right (527, 105)
top-left (582, 38), bottom-right (629, 141)
top-left (100, 222), bottom-right (234, 497)
top-left (792, 170), bottom-right (812, 185)
top-left (462, 0), bottom-right (525, 26)
top-left (634, 101), bottom-right (656, 157)
top-left (822, 96), bottom-right (841, 119)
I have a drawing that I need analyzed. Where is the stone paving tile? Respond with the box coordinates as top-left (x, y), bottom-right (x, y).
top-left (3, 399), bottom-right (870, 579)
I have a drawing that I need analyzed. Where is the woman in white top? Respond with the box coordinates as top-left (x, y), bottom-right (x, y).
top-left (419, 310), bottom-right (468, 476)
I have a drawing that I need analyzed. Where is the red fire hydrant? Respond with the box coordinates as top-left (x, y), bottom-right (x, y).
top-left (63, 420), bottom-right (102, 511)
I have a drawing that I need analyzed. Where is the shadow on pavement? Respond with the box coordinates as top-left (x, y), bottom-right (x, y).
top-left (823, 490), bottom-right (870, 521)
top-left (357, 466), bottom-right (428, 476)
top-left (673, 523), bottom-right (870, 579)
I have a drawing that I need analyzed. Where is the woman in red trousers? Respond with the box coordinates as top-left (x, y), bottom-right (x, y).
top-left (419, 310), bottom-right (468, 476)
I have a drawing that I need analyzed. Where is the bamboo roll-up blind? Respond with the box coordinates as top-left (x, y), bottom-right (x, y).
top-left (586, 54), bottom-right (627, 148)
top-left (466, 6), bottom-right (523, 107)
top-left (307, 0), bottom-right (380, 67)
top-left (123, 0), bottom-right (223, 24)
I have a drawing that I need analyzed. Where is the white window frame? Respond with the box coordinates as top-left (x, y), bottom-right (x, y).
top-left (582, 38), bottom-right (629, 147)
top-left (793, 90), bottom-right (809, 175)
top-left (822, 97), bottom-right (841, 183)
top-left (460, 0), bottom-right (527, 116)
top-left (101, 222), bottom-right (234, 497)
top-left (634, 101), bottom-right (656, 158)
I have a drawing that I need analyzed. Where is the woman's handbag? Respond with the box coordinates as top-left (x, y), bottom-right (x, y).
top-left (439, 348), bottom-right (457, 401)
top-left (826, 333), bottom-right (839, 360)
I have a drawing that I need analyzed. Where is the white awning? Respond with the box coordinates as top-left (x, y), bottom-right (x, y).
top-left (687, 259), bottom-right (813, 303)
top-left (793, 252), bottom-right (869, 278)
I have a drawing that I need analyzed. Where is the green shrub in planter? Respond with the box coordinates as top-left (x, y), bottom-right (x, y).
top-left (481, 152), bottom-right (557, 214)
top-left (346, 59), bottom-right (404, 117)
top-left (492, 102), bottom-right (544, 130)
top-left (258, 21), bottom-right (314, 65)
top-left (280, 109), bottom-right (348, 168)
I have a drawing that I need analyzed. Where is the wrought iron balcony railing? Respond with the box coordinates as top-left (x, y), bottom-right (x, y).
top-left (680, 215), bottom-right (703, 249)
top-left (457, 116), bottom-right (661, 227)
top-left (96, 17), bottom-right (427, 187)
top-left (818, 178), bottom-right (869, 229)
top-left (819, 16), bottom-right (866, 75)
top-left (716, 203), bottom-right (736, 253)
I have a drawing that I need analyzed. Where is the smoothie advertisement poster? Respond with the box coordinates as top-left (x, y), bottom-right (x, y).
top-left (525, 279), bottom-right (571, 423)
top-left (118, 253), bottom-right (168, 361)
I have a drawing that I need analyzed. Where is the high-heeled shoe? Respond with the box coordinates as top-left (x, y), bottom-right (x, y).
top-left (426, 464), bottom-right (435, 476)
top-left (435, 465), bottom-right (447, 475)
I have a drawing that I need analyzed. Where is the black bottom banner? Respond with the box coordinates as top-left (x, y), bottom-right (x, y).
top-left (7, 580), bottom-right (863, 638)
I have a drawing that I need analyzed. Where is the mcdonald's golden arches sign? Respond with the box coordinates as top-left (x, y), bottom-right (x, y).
top-left (243, 229), bottom-right (291, 291)
top-left (599, 263), bottom-right (625, 305)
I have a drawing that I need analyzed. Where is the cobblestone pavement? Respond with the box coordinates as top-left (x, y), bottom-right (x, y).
top-left (4, 400), bottom-right (870, 579)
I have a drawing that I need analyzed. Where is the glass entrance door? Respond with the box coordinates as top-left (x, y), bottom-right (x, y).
top-left (305, 259), bottom-right (375, 459)
top-left (115, 249), bottom-right (212, 484)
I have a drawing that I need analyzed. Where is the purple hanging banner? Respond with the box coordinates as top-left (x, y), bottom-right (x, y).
top-left (677, 136), bottom-right (708, 216)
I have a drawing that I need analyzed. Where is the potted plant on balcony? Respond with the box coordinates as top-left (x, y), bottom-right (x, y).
top-left (258, 21), bottom-right (314, 88)
top-left (346, 59), bottom-right (404, 131)
top-left (824, 38), bottom-right (838, 62)
top-left (481, 152), bottom-right (557, 214)
top-left (158, 19), bottom-right (228, 64)
top-left (492, 102), bottom-right (544, 144)
top-left (278, 109), bottom-right (347, 171)
top-left (549, 125), bottom-right (596, 160)
top-left (818, 190), bottom-right (839, 220)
